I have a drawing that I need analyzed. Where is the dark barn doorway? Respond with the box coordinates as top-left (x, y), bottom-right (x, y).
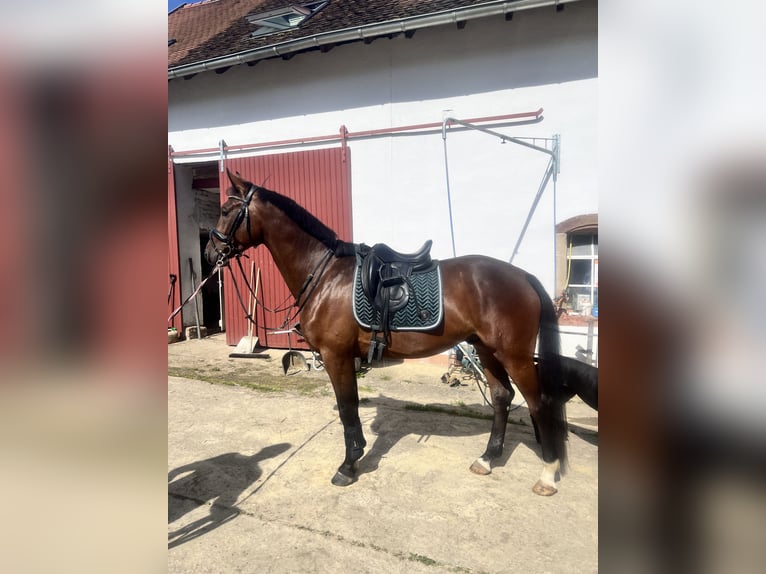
top-left (199, 232), bottom-right (222, 333)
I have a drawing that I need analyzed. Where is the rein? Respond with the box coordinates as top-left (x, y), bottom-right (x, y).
top-left (287, 248), bottom-right (335, 322)
top-left (169, 250), bottom-right (335, 333)
top-left (229, 248), bottom-right (335, 331)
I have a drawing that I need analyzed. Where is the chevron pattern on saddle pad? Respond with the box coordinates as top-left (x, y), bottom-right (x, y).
top-left (352, 263), bottom-right (443, 331)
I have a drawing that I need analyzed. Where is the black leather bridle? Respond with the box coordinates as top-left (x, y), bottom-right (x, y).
top-left (209, 185), bottom-right (257, 265)
top-left (188, 182), bottom-right (337, 333)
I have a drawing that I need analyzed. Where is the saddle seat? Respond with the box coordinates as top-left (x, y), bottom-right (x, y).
top-left (368, 240), bottom-right (433, 266)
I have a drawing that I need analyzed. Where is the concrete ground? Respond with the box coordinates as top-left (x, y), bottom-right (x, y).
top-left (168, 334), bottom-right (598, 573)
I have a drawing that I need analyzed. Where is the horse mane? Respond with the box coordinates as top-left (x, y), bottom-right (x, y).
top-left (256, 186), bottom-right (340, 251)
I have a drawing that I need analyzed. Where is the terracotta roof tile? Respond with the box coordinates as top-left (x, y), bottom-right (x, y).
top-left (169, 0), bottom-right (510, 71)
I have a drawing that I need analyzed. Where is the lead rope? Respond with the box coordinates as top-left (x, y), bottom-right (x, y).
top-left (168, 263), bottom-right (224, 324)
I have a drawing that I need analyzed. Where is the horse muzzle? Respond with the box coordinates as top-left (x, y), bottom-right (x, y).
top-left (205, 237), bottom-right (230, 266)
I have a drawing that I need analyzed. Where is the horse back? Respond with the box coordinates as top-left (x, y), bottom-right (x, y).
top-left (440, 255), bottom-right (544, 322)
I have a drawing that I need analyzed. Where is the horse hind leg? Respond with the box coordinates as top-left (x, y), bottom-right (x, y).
top-left (504, 356), bottom-right (568, 496)
top-left (468, 348), bottom-right (515, 476)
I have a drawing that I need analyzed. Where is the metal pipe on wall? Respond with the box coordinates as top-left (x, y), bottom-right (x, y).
top-left (440, 116), bottom-right (560, 282)
top-left (171, 109), bottom-right (544, 159)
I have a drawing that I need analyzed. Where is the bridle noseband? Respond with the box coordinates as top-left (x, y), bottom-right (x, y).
top-left (209, 184), bottom-right (257, 264)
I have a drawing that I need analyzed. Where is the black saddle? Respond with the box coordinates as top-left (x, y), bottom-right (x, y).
top-left (358, 241), bottom-right (435, 362)
top-left (366, 241), bottom-right (433, 265)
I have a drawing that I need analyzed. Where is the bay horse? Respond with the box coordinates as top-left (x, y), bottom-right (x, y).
top-left (205, 170), bottom-right (569, 496)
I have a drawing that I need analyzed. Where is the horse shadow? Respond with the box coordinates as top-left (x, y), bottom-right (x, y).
top-left (168, 443), bottom-right (290, 549)
top-left (355, 395), bottom-right (538, 477)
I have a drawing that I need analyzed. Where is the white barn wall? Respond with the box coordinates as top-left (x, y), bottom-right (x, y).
top-left (169, 1), bottom-right (597, 294)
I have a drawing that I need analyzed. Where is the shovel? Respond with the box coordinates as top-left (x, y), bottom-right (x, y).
top-left (279, 329), bottom-right (308, 375)
top-left (230, 264), bottom-right (262, 357)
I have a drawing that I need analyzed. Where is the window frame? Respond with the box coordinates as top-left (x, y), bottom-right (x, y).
top-left (247, 1), bottom-right (329, 39)
top-left (566, 231), bottom-right (598, 312)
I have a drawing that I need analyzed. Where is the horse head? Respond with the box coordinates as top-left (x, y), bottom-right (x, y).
top-left (205, 169), bottom-right (264, 266)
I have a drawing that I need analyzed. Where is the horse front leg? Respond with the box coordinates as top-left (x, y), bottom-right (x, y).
top-left (322, 351), bottom-right (367, 486)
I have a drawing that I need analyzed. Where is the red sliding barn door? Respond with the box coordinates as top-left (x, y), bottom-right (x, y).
top-left (220, 147), bottom-right (352, 349)
top-left (168, 148), bottom-right (182, 332)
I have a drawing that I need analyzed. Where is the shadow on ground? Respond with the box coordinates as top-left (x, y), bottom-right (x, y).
top-left (354, 394), bottom-right (540, 477)
top-left (168, 443), bottom-right (291, 548)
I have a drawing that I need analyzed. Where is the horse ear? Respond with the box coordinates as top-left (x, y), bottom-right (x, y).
top-left (226, 168), bottom-right (249, 197)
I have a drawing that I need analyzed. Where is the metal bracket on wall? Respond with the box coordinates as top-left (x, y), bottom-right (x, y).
top-left (441, 117), bottom-right (560, 276)
top-left (168, 145), bottom-right (174, 174)
top-left (219, 139), bottom-right (227, 173)
top-left (339, 125), bottom-right (349, 163)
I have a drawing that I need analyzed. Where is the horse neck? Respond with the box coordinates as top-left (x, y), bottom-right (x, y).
top-left (257, 202), bottom-right (331, 298)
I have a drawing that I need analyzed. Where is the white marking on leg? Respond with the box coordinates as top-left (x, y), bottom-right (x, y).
top-left (469, 456), bottom-right (492, 475)
top-left (477, 457), bottom-right (491, 472)
top-left (539, 459), bottom-right (560, 488)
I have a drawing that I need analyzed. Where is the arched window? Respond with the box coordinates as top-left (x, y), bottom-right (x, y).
top-left (566, 231), bottom-right (598, 312)
top-left (555, 214), bottom-right (598, 316)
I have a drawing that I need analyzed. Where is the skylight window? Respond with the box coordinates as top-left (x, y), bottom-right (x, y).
top-left (247, 2), bottom-right (328, 38)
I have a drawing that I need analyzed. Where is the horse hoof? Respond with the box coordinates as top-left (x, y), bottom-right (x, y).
top-left (331, 470), bottom-right (356, 487)
top-left (469, 458), bottom-right (492, 475)
top-left (532, 480), bottom-right (558, 496)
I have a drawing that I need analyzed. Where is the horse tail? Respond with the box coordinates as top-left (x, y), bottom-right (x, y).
top-left (525, 272), bottom-right (569, 473)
